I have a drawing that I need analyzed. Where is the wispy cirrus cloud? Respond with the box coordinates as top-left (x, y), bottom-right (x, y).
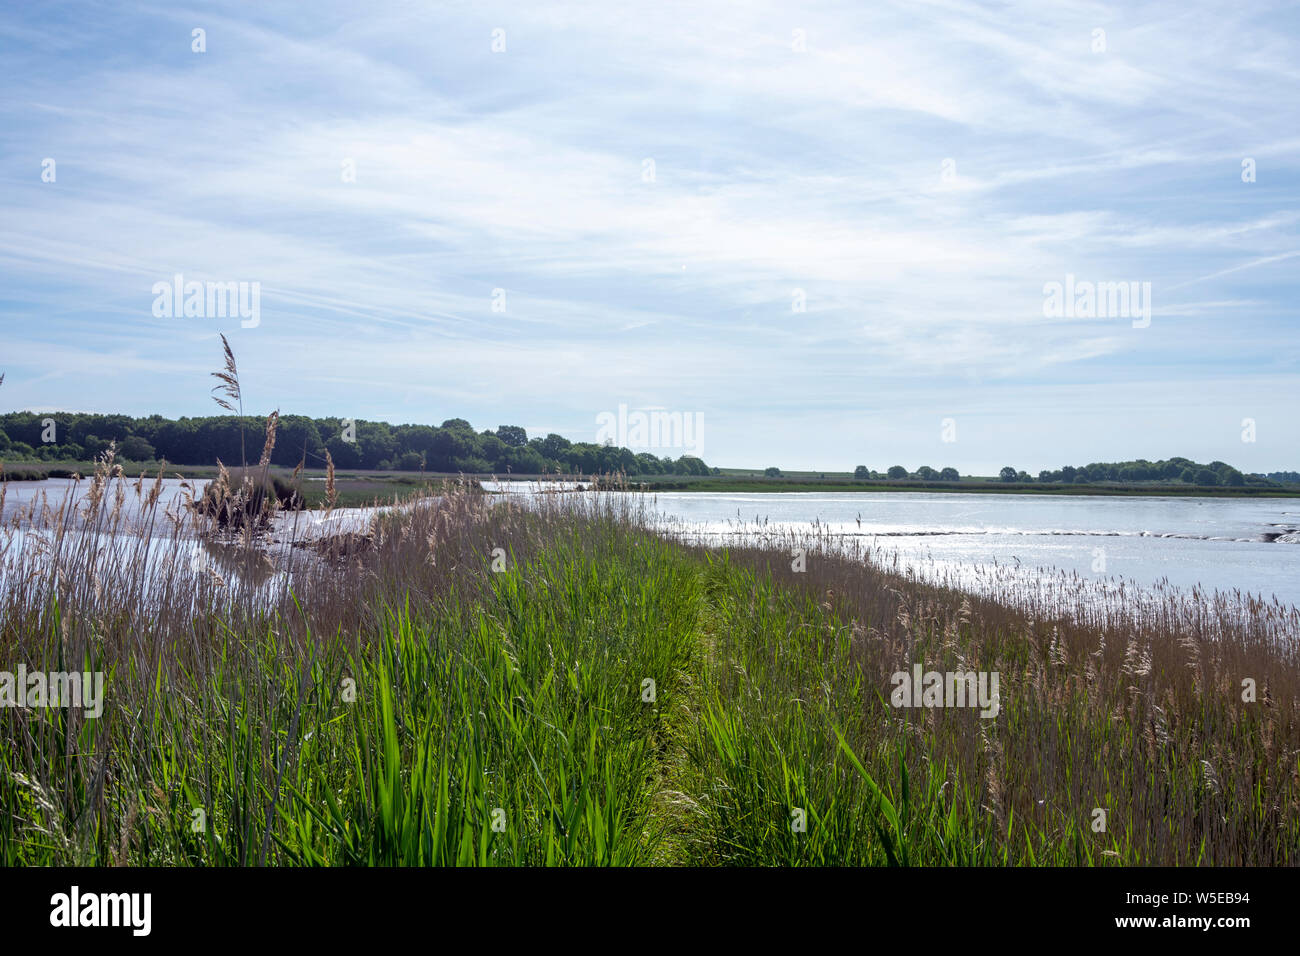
top-left (0, 0), bottom-right (1297, 472)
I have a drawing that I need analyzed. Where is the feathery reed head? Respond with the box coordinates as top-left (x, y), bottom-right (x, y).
top-left (325, 449), bottom-right (337, 512)
top-left (259, 410), bottom-right (279, 468)
top-left (210, 334), bottom-right (241, 413)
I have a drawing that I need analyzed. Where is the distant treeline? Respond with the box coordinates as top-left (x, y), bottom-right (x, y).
top-left (1025, 457), bottom-right (1264, 487)
top-left (852, 465), bottom-right (961, 481)
top-left (0, 411), bottom-right (715, 475)
top-left (851, 457), bottom-right (1292, 487)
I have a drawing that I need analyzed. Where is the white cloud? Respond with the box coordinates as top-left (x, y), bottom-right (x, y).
top-left (0, 0), bottom-right (1297, 468)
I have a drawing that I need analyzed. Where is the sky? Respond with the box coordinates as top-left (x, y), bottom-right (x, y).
top-left (1, 0), bottom-right (1297, 474)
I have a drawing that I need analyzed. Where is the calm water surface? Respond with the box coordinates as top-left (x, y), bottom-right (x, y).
top-left (486, 484), bottom-right (1300, 610)
top-left (8, 479), bottom-right (1300, 610)
top-left (645, 491), bottom-right (1300, 608)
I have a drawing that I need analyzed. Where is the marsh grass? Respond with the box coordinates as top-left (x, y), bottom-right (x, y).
top-left (0, 467), bottom-right (703, 864)
top-left (677, 537), bottom-right (1299, 865)
top-left (0, 462), bottom-right (1296, 866)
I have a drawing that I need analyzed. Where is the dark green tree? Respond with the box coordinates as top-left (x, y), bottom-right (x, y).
top-left (495, 425), bottom-right (528, 448)
top-left (119, 435), bottom-right (156, 461)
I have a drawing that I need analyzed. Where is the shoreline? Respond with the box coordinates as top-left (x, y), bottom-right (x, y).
top-left (5, 464), bottom-right (1300, 499)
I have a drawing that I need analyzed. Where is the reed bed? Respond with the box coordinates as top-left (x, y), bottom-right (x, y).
top-left (675, 536), bottom-right (1299, 865)
top-left (0, 463), bottom-right (1296, 866)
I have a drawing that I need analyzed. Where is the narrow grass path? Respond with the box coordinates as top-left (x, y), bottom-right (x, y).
top-left (641, 551), bottom-right (779, 866)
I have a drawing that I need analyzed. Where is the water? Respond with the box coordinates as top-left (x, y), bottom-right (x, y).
top-left (484, 484), bottom-right (1300, 610)
top-left (0, 477), bottom-right (195, 527)
top-left (638, 491), bottom-right (1300, 609)
top-left (9, 478), bottom-right (1300, 611)
top-left (0, 477), bottom-right (379, 538)
top-left (0, 477), bottom-right (386, 605)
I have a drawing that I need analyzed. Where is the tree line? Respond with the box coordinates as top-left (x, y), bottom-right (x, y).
top-left (849, 457), bottom-right (1284, 486)
top-left (1018, 457), bottom-right (1260, 487)
top-left (0, 411), bottom-right (716, 476)
top-left (853, 465), bottom-right (962, 481)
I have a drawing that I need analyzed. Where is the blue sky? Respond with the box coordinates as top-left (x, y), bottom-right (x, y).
top-left (1, 0), bottom-right (1297, 473)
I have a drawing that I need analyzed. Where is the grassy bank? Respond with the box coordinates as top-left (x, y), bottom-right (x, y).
top-left (1, 474), bottom-right (1297, 865)
top-left (684, 547), bottom-right (1299, 864)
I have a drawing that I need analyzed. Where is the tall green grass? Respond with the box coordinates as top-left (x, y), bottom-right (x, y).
top-left (679, 547), bottom-right (1299, 865)
top-left (1, 487), bottom-right (701, 865)
top-left (2, 468), bottom-right (1296, 865)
